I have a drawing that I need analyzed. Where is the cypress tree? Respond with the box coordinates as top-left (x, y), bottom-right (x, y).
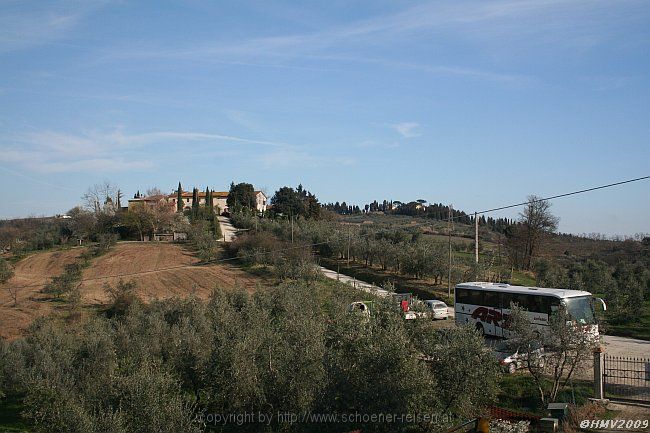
top-left (176, 182), bottom-right (183, 212)
top-left (191, 188), bottom-right (198, 214)
top-left (205, 187), bottom-right (210, 208)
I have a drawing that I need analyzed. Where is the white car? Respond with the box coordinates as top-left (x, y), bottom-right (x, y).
top-left (425, 300), bottom-right (450, 320)
top-left (493, 340), bottom-right (545, 374)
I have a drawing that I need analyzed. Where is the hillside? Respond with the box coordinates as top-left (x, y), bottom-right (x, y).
top-left (0, 248), bottom-right (83, 340)
top-left (80, 242), bottom-right (267, 304)
top-left (0, 242), bottom-right (270, 339)
top-left (338, 213), bottom-right (631, 259)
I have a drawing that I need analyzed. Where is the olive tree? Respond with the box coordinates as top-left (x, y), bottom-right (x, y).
top-left (507, 303), bottom-right (598, 405)
top-left (412, 324), bottom-right (501, 418)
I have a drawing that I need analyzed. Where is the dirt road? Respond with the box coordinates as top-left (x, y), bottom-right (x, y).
top-left (217, 216), bottom-right (238, 242)
top-left (601, 335), bottom-right (650, 358)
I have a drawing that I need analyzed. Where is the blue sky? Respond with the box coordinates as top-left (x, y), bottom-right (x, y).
top-left (0, 0), bottom-right (648, 235)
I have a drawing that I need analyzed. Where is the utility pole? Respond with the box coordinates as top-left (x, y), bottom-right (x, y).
top-left (474, 211), bottom-right (479, 264)
top-left (347, 228), bottom-right (351, 266)
top-left (448, 204), bottom-right (453, 298)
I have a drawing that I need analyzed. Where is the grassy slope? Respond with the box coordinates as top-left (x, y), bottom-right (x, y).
top-left (497, 375), bottom-right (593, 415)
top-left (602, 299), bottom-right (650, 341)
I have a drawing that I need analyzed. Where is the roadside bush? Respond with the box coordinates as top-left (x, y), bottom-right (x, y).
top-left (105, 279), bottom-right (139, 317)
top-left (228, 231), bottom-right (279, 266)
top-left (97, 232), bottom-right (118, 252)
top-left (274, 246), bottom-right (320, 281)
top-left (229, 211), bottom-right (256, 230)
top-left (0, 257), bottom-right (14, 283)
top-left (213, 215), bottom-right (222, 240)
top-left (189, 222), bottom-right (219, 262)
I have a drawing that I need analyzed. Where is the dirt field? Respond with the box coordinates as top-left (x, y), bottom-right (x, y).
top-left (0, 242), bottom-right (270, 339)
top-left (80, 242), bottom-right (267, 304)
top-left (0, 248), bottom-right (83, 340)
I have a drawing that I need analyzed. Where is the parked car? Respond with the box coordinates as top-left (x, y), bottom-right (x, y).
top-left (425, 300), bottom-right (450, 320)
top-left (493, 340), bottom-right (545, 374)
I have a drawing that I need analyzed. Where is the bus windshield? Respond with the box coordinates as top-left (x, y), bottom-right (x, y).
top-left (562, 296), bottom-right (595, 325)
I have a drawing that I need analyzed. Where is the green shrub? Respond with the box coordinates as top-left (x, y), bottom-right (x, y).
top-left (105, 279), bottom-right (138, 318)
top-left (1, 282), bottom-right (502, 433)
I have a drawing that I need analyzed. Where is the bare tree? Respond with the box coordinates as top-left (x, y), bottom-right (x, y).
top-left (82, 181), bottom-right (118, 214)
top-left (517, 195), bottom-right (559, 270)
top-left (145, 187), bottom-right (164, 197)
top-left (149, 201), bottom-right (175, 234)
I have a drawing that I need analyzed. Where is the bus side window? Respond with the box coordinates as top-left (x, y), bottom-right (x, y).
top-left (456, 289), bottom-right (467, 304)
top-left (512, 294), bottom-right (529, 310)
top-left (539, 297), bottom-right (552, 315)
top-left (484, 291), bottom-right (499, 308)
top-left (472, 290), bottom-right (485, 306)
top-left (549, 298), bottom-right (561, 316)
top-left (501, 292), bottom-right (514, 310)
top-left (525, 294), bottom-right (537, 311)
top-left (528, 295), bottom-right (543, 312)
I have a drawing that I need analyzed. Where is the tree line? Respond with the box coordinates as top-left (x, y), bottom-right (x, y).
top-left (322, 199), bottom-right (514, 233)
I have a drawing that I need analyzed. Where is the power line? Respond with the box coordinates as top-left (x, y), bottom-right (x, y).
top-left (473, 175), bottom-right (649, 216)
top-left (374, 175), bottom-right (649, 231)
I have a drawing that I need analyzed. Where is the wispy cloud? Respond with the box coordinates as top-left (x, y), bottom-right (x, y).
top-left (102, 0), bottom-right (647, 84)
top-left (0, 165), bottom-right (77, 191)
top-left (0, 129), bottom-right (289, 174)
top-left (392, 122), bottom-right (421, 138)
top-left (0, 1), bottom-right (106, 52)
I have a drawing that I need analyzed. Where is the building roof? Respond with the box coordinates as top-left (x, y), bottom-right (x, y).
top-left (171, 191), bottom-right (229, 199)
top-left (455, 282), bottom-right (593, 299)
top-left (170, 190), bottom-right (265, 199)
top-left (128, 194), bottom-right (168, 203)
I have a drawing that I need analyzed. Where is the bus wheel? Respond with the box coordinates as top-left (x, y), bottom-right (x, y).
top-left (507, 363), bottom-right (517, 374)
top-left (475, 323), bottom-right (485, 336)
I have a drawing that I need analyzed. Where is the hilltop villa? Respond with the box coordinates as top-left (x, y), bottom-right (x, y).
top-left (128, 188), bottom-right (267, 214)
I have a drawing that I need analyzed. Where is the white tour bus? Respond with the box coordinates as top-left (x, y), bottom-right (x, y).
top-left (454, 282), bottom-right (606, 338)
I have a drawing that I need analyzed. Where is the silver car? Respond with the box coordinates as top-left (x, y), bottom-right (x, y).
top-left (425, 300), bottom-right (450, 320)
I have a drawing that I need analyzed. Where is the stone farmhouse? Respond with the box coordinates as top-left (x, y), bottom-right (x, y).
top-left (127, 188), bottom-right (267, 214)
